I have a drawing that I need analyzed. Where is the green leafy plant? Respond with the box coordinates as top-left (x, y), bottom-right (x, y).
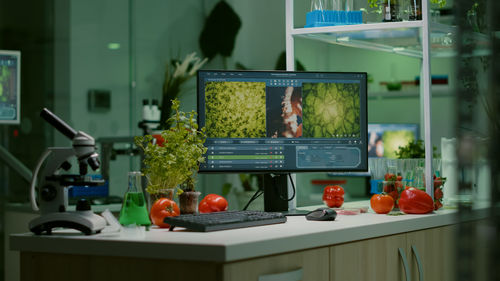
top-left (199, 0), bottom-right (241, 69)
top-left (395, 139), bottom-right (438, 159)
top-left (135, 99), bottom-right (207, 194)
top-left (160, 52), bottom-right (207, 128)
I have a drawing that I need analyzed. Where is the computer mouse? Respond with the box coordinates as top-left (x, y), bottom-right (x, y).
top-left (305, 207), bottom-right (337, 221)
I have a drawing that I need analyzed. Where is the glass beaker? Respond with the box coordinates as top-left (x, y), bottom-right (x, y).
top-left (119, 171), bottom-right (151, 226)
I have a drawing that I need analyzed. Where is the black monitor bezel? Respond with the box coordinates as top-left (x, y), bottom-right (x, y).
top-left (196, 69), bottom-right (368, 174)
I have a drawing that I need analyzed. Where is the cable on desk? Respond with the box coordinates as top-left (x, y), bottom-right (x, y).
top-left (279, 173), bottom-right (295, 202)
top-left (242, 188), bottom-right (263, 211)
top-left (242, 173), bottom-right (296, 210)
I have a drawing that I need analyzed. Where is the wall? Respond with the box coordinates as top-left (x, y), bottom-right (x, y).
top-left (62, 0), bottom-right (287, 196)
top-left (63, 0), bottom-right (457, 200)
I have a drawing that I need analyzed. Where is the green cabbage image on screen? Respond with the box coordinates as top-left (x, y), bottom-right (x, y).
top-left (0, 65), bottom-right (12, 102)
top-left (204, 81), bottom-right (266, 138)
top-left (383, 130), bottom-right (416, 158)
top-left (302, 83), bottom-right (360, 138)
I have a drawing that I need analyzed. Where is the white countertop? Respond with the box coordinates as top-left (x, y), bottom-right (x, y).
top-left (11, 203), bottom-right (484, 263)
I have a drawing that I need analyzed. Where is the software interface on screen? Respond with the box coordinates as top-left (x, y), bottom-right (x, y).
top-left (0, 51), bottom-right (20, 124)
top-left (368, 123), bottom-right (419, 158)
top-left (197, 70), bottom-right (368, 173)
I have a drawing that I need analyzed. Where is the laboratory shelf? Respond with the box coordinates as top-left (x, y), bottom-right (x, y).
top-left (368, 86), bottom-right (453, 100)
top-left (292, 21), bottom-right (489, 58)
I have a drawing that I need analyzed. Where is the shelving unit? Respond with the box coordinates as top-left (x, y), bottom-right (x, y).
top-left (368, 86), bottom-right (452, 100)
top-left (289, 22), bottom-right (489, 58)
top-left (284, 0), bottom-right (435, 197)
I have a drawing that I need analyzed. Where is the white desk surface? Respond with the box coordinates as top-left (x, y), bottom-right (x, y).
top-left (10, 203), bottom-right (481, 263)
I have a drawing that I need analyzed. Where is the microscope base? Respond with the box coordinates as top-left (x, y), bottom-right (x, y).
top-left (29, 211), bottom-right (107, 235)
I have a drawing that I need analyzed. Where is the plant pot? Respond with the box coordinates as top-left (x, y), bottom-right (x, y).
top-left (179, 191), bottom-right (201, 214)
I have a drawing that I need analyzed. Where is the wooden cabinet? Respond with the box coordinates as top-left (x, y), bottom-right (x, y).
top-left (21, 247), bottom-right (329, 281)
top-left (328, 225), bottom-right (456, 281)
top-left (223, 247), bottom-right (329, 281)
top-left (17, 225), bottom-right (457, 281)
top-left (406, 225), bottom-right (457, 281)
top-left (330, 233), bottom-right (406, 281)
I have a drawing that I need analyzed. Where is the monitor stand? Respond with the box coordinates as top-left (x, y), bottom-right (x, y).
top-left (263, 173), bottom-right (308, 216)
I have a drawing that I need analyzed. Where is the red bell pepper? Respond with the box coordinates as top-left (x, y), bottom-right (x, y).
top-left (398, 187), bottom-right (434, 214)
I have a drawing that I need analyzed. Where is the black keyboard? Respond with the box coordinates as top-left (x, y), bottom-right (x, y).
top-left (164, 210), bottom-right (287, 232)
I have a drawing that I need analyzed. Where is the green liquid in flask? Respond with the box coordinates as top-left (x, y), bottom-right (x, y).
top-left (119, 191), bottom-right (151, 226)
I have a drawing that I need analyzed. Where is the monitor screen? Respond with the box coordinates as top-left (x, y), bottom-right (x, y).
top-left (0, 50), bottom-right (21, 124)
top-left (368, 123), bottom-right (419, 158)
top-left (197, 70), bottom-right (368, 174)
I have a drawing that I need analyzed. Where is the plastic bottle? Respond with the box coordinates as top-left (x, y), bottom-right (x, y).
top-left (151, 99), bottom-right (161, 122)
top-left (142, 99), bottom-right (152, 121)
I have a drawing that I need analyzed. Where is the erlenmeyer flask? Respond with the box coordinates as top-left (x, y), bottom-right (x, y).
top-left (118, 171), bottom-right (151, 226)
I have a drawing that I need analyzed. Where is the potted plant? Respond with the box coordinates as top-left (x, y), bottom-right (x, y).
top-left (135, 99), bottom-right (207, 213)
top-left (160, 52), bottom-right (207, 128)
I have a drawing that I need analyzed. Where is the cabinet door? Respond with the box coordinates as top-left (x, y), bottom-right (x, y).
top-left (330, 233), bottom-right (407, 281)
top-left (222, 247), bottom-right (329, 281)
top-left (406, 225), bottom-right (457, 281)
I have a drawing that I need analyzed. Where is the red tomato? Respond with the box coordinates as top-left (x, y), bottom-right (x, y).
top-left (150, 198), bottom-right (180, 228)
top-left (384, 173), bottom-right (396, 181)
top-left (434, 187), bottom-right (443, 200)
top-left (198, 194), bottom-right (228, 213)
top-left (434, 200), bottom-right (443, 210)
top-left (370, 194), bottom-right (394, 214)
top-left (434, 177), bottom-right (444, 188)
top-left (398, 187), bottom-right (434, 214)
top-left (152, 134), bottom-right (165, 146)
top-left (388, 190), bottom-right (399, 208)
top-left (322, 185), bottom-right (344, 208)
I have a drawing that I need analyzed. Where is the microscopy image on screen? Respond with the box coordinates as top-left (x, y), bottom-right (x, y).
top-left (0, 55), bottom-right (19, 122)
top-left (0, 65), bottom-right (17, 102)
top-left (204, 81), bottom-right (266, 138)
top-left (266, 86), bottom-right (303, 138)
top-left (302, 82), bottom-right (360, 138)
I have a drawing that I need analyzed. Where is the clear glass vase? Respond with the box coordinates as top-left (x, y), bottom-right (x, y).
top-left (147, 188), bottom-right (175, 212)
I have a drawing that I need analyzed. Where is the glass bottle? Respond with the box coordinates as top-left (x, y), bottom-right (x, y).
top-left (409, 0), bottom-right (422, 20)
top-left (119, 171), bottom-right (151, 226)
top-left (383, 0), bottom-right (402, 22)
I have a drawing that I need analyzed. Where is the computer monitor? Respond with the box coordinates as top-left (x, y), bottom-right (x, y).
top-left (367, 123), bottom-right (419, 158)
top-left (0, 50), bottom-right (21, 124)
top-left (197, 70), bottom-right (367, 212)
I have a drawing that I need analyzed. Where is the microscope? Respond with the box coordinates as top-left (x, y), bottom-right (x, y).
top-left (29, 108), bottom-right (107, 235)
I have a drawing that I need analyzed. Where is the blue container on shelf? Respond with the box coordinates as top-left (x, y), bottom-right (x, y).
top-left (305, 10), bottom-right (363, 27)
